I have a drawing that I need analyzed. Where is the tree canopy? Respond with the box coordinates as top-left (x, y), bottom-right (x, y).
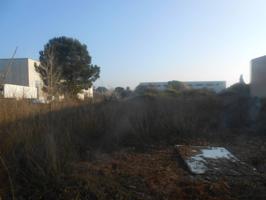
top-left (35, 36), bottom-right (100, 98)
top-left (96, 86), bottom-right (108, 93)
top-left (113, 87), bottom-right (132, 99)
top-left (167, 81), bottom-right (189, 91)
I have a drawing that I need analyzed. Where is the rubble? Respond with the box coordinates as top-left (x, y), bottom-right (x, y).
top-left (176, 145), bottom-right (258, 176)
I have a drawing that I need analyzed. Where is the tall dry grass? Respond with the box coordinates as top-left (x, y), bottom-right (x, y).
top-left (0, 90), bottom-right (260, 198)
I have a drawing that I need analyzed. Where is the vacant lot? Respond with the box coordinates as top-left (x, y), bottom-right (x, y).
top-left (0, 91), bottom-right (265, 199)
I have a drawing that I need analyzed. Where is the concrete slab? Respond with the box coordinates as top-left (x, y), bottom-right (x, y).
top-left (176, 145), bottom-right (257, 176)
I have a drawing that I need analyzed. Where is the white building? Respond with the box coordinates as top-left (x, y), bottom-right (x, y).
top-left (138, 81), bottom-right (226, 93)
top-left (77, 88), bottom-right (94, 100)
top-left (138, 82), bottom-right (168, 91)
top-left (0, 58), bottom-right (93, 100)
top-left (2, 84), bottom-right (38, 99)
top-left (250, 55), bottom-right (266, 98)
top-left (0, 58), bottom-right (44, 99)
top-left (185, 81), bottom-right (226, 93)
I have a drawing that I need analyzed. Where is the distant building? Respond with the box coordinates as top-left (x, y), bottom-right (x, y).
top-left (138, 82), bottom-right (168, 91)
top-left (138, 81), bottom-right (226, 93)
top-left (185, 81), bottom-right (226, 93)
top-left (251, 55), bottom-right (266, 98)
top-left (77, 88), bottom-right (94, 100)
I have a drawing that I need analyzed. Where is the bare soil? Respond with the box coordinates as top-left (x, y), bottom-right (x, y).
top-left (62, 135), bottom-right (266, 200)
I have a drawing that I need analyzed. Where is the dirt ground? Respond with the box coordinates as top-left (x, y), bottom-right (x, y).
top-left (61, 135), bottom-right (266, 200)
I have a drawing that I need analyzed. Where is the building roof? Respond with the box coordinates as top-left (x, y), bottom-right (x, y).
top-left (0, 58), bottom-right (39, 62)
top-left (251, 55), bottom-right (266, 63)
top-left (139, 81), bottom-right (226, 85)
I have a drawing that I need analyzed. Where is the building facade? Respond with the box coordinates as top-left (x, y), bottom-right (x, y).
top-left (0, 58), bottom-right (42, 87)
top-left (0, 58), bottom-right (44, 99)
top-left (138, 82), bottom-right (168, 91)
top-left (0, 58), bottom-right (93, 100)
top-left (138, 81), bottom-right (226, 93)
top-left (185, 81), bottom-right (226, 93)
top-left (251, 56), bottom-right (266, 98)
top-left (3, 84), bottom-right (37, 99)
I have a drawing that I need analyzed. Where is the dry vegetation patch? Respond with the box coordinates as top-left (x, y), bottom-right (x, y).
top-left (68, 148), bottom-right (241, 200)
top-left (0, 93), bottom-right (265, 199)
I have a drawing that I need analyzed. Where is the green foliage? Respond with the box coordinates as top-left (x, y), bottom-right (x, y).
top-left (114, 87), bottom-right (132, 99)
top-left (134, 81), bottom-right (190, 98)
top-left (180, 89), bottom-right (216, 97)
top-left (222, 83), bottom-right (250, 97)
top-left (96, 86), bottom-right (108, 93)
top-left (35, 36), bottom-right (100, 97)
top-left (134, 85), bottom-right (160, 97)
top-left (167, 80), bottom-right (189, 91)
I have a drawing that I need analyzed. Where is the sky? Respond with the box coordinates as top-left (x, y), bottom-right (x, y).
top-left (1, 0), bottom-right (266, 89)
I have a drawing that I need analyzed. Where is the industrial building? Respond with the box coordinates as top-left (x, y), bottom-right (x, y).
top-left (251, 55), bottom-right (266, 98)
top-left (138, 81), bottom-right (226, 93)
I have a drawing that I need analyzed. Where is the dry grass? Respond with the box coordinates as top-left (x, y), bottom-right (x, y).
top-left (69, 148), bottom-right (233, 200)
top-left (0, 92), bottom-right (265, 199)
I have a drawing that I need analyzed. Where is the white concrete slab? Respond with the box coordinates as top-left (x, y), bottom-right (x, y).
top-left (176, 145), bottom-right (257, 175)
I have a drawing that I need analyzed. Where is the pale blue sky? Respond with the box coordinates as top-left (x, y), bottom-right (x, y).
top-left (1, 0), bottom-right (266, 88)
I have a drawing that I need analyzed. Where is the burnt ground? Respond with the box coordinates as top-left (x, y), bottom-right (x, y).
top-left (57, 134), bottom-right (266, 200)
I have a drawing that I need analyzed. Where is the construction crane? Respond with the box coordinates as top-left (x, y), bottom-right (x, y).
top-left (0, 47), bottom-right (18, 96)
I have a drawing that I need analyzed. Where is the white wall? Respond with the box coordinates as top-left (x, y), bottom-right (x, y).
top-left (3, 84), bottom-right (37, 99)
top-left (0, 58), bottom-right (45, 100)
top-left (27, 59), bottom-right (44, 99)
top-left (77, 87), bottom-right (93, 100)
top-left (28, 59), bottom-right (42, 87)
top-left (251, 56), bottom-right (266, 98)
